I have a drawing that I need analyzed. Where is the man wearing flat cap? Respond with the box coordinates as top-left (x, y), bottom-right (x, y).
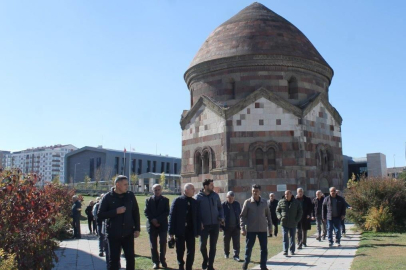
top-left (98, 175), bottom-right (140, 270)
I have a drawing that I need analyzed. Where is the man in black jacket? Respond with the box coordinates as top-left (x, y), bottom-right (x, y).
top-left (322, 187), bottom-right (347, 247)
top-left (145, 184), bottom-right (170, 269)
top-left (98, 175), bottom-right (140, 270)
top-left (267, 193), bottom-right (279, 237)
top-left (169, 183), bottom-right (200, 270)
top-left (311, 190), bottom-right (326, 241)
top-left (221, 191), bottom-right (241, 262)
top-left (71, 195), bottom-right (82, 239)
top-left (296, 188), bottom-right (312, 249)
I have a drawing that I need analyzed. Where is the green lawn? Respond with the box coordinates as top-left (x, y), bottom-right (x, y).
top-left (351, 231), bottom-right (406, 270)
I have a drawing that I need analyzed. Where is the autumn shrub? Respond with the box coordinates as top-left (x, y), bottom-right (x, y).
top-left (0, 249), bottom-right (17, 270)
top-left (0, 169), bottom-right (75, 270)
top-left (346, 176), bottom-right (406, 232)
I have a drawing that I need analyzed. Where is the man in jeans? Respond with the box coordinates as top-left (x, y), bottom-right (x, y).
top-left (240, 184), bottom-right (273, 270)
top-left (276, 190), bottom-right (302, 256)
top-left (195, 179), bottom-right (224, 270)
top-left (221, 191), bottom-right (241, 262)
top-left (311, 190), bottom-right (326, 241)
top-left (322, 187), bottom-right (347, 247)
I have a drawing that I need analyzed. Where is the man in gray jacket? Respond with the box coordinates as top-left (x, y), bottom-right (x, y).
top-left (240, 184), bottom-right (272, 270)
top-left (195, 179), bottom-right (225, 270)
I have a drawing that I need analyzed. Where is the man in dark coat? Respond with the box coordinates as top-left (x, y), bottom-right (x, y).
top-left (71, 195), bottom-right (82, 239)
top-left (311, 190), bottom-right (326, 241)
top-left (267, 193), bottom-right (279, 237)
top-left (322, 187), bottom-right (347, 247)
top-left (144, 184), bottom-right (170, 269)
top-left (221, 191), bottom-right (241, 262)
top-left (169, 183), bottom-right (200, 270)
top-left (296, 188), bottom-right (312, 249)
top-left (98, 175), bottom-right (140, 270)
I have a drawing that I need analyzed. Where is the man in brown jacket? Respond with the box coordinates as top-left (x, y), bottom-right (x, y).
top-left (240, 184), bottom-right (272, 270)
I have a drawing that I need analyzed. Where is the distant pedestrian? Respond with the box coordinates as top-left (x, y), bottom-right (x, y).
top-left (295, 188), bottom-right (312, 249)
top-left (276, 190), bottom-right (302, 256)
top-left (240, 184), bottom-right (273, 270)
top-left (145, 184), bottom-right (170, 269)
top-left (71, 195), bottom-right (82, 239)
top-left (92, 194), bottom-right (105, 256)
top-left (322, 187), bottom-right (347, 247)
top-left (98, 175), bottom-right (140, 270)
top-left (267, 193), bottom-right (279, 237)
top-left (311, 190), bottom-right (327, 241)
top-left (85, 200), bottom-right (97, 234)
top-left (168, 183), bottom-right (201, 270)
top-left (221, 191), bottom-right (241, 262)
top-left (195, 179), bottom-right (225, 270)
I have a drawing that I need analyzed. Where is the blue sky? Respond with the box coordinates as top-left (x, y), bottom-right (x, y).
top-left (1, 1), bottom-right (405, 167)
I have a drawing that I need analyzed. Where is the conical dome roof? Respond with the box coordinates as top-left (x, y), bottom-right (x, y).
top-left (189, 2), bottom-right (330, 69)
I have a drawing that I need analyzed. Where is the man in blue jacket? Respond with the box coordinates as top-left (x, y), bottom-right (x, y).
top-left (169, 183), bottom-right (200, 270)
top-left (221, 191), bottom-right (241, 262)
top-left (195, 179), bottom-right (225, 270)
top-left (98, 175), bottom-right (140, 270)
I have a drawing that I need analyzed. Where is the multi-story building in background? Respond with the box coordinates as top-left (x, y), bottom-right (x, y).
top-left (2, 144), bottom-right (77, 182)
top-left (0, 150), bottom-right (11, 169)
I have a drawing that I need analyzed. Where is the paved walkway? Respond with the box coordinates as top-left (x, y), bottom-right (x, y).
top-left (252, 224), bottom-right (361, 270)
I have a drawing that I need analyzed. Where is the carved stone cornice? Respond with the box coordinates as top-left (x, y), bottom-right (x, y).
top-left (184, 54), bottom-right (334, 88)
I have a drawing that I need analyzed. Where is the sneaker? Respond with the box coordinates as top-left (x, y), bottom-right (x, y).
top-left (298, 245), bottom-right (302, 249)
top-left (316, 236), bottom-right (320, 241)
top-left (233, 256), bottom-right (241, 262)
top-left (303, 243), bottom-right (307, 247)
top-left (291, 251), bottom-right (295, 255)
top-left (283, 251), bottom-right (288, 256)
top-left (274, 233), bottom-right (278, 237)
top-left (153, 263), bottom-right (159, 269)
top-left (322, 235), bottom-right (326, 240)
top-left (98, 252), bottom-right (104, 257)
top-left (337, 243), bottom-right (341, 247)
top-left (161, 261), bottom-right (168, 268)
top-left (224, 255), bottom-right (229, 259)
top-left (329, 242), bottom-right (333, 247)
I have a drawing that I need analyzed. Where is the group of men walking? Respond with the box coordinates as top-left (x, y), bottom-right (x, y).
top-left (72, 175), bottom-right (349, 270)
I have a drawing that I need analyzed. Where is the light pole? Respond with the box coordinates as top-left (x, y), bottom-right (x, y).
top-left (74, 163), bottom-right (80, 187)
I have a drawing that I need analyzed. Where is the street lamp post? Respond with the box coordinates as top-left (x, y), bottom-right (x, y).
top-left (74, 163), bottom-right (80, 187)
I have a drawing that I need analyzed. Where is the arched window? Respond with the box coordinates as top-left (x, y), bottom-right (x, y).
top-left (195, 152), bottom-right (202, 175)
top-left (255, 148), bottom-right (264, 171)
top-left (202, 151), bottom-right (210, 174)
top-left (266, 148), bottom-right (276, 170)
top-left (288, 77), bottom-right (298, 99)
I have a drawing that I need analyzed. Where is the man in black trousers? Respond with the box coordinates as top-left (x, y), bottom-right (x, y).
top-left (267, 193), bottom-right (279, 237)
top-left (145, 184), bottom-right (170, 269)
top-left (98, 175), bottom-right (140, 270)
top-left (169, 183), bottom-right (200, 270)
top-left (221, 191), bottom-right (241, 262)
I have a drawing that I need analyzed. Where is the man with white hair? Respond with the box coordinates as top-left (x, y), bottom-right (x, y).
top-left (145, 184), bottom-right (170, 269)
top-left (221, 191), bottom-right (241, 261)
top-left (169, 183), bottom-right (201, 270)
top-left (71, 195), bottom-right (82, 239)
top-left (311, 190), bottom-right (326, 241)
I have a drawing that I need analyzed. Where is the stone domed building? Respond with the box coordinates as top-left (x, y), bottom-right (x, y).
top-left (180, 2), bottom-right (343, 200)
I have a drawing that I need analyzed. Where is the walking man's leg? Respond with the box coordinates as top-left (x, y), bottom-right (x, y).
top-left (316, 215), bottom-right (322, 240)
top-left (223, 228), bottom-right (232, 257)
top-left (282, 226), bottom-right (289, 253)
top-left (149, 228), bottom-right (159, 266)
top-left (122, 235), bottom-right (135, 270)
top-left (208, 225), bottom-right (219, 270)
top-left (273, 219), bottom-right (278, 236)
top-left (185, 230), bottom-right (195, 270)
top-left (108, 237), bottom-right (122, 270)
top-left (243, 232), bottom-right (256, 269)
top-left (297, 223), bottom-right (303, 248)
top-left (231, 227), bottom-right (240, 259)
top-left (175, 235), bottom-right (186, 270)
top-left (327, 220), bottom-right (334, 245)
top-left (289, 227), bottom-right (296, 253)
top-left (258, 232), bottom-right (268, 269)
top-left (334, 217), bottom-right (342, 244)
top-left (200, 226), bottom-right (209, 269)
top-left (159, 229), bottom-right (168, 266)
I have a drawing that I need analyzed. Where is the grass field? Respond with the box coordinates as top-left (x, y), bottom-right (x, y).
top-left (351, 231), bottom-right (406, 270)
top-left (75, 194), bottom-right (317, 269)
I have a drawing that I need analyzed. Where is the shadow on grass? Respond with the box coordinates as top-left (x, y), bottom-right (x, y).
top-left (359, 243), bottom-right (406, 248)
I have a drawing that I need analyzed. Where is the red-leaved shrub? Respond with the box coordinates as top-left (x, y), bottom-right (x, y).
top-left (0, 169), bottom-right (75, 270)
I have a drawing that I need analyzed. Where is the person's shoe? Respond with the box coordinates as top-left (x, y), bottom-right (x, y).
top-left (329, 242), bottom-right (333, 247)
top-left (283, 251), bottom-right (288, 256)
top-left (316, 236), bottom-right (320, 241)
top-left (152, 263), bottom-right (159, 269)
top-left (98, 252), bottom-right (104, 257)
top-left (242, 262), bottom-right (248, 270)
top-left (233, 256), bottom-right (241, 262)
top-left (322, 235), bottom-right (326, 240)
top-left (291, 251), bottom-right (295, 255)
top-left (260, 268), bottom-right (268, 270)
top-left (303, 243), bottom-right (307, 247)
top-left (298, 245), bottom-right (302, 249)
top-left (274, 233), bottom-right (278, 237)
top-left (224, 254), bottom-right (229, 259)
top-left (161, 261), bottom-right (168, 268)
top-left (269, 234), bottom-right (272, 237)
top-left (335, 239), bottom-right (338, 243)
top-left (337, 242), bottom-right (341, 247)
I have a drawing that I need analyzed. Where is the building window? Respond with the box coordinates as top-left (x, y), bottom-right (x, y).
top-left (255, 149), bottom-right (264, 171)
top-left (174, 163), bottom-right (178, 174)
top-left (266, 148), bottom-right (276, 170)
top-left (166, 162), bottom-right (170, 173)
top-left (138, 160), bottom-right (142, 174)
top-left (114, 157), bottom-right (119, 175)
top-left (153, 161), bottom-right (157, 173)
top-left (161, 162), bottom-right (165, 173)
top-left (121, 158), bottom-right (125, 174)
top-left (202, 152), bottom-right (210, 174)
top-left (288, 77), bottom-right (298, 99)
top-left (131, 159), bottom-right (136, 174)
top-left (147, 160), bottom-right (151, 173)
top-left (90, 158), bottom-right (94, 179)
top-left (96, 157), bottom-right (101, 169)
top-left (195, 152), bottom-right (202, 175)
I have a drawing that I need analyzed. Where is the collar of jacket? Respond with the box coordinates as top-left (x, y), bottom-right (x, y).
top-left (249, 196), bottom-right (263, 203)
top-left (198, 189), bottom-right (213, 197)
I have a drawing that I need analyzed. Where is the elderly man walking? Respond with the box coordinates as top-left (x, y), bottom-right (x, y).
top-left (276, 190), bottom-right (302, 256)
top-left (240, 184), bottom-right (273, 270)
top-left (195, 179), bottom-right (224, 270)
top-left (169, 183), bottom-right (201, 270)
top-left (145, 184), bottom-right (170, 269)
top-left (323, 187), bottom-right (347, 247)
top-left (267, 193), bottom-right (279, 237)
top-left (296, 188), bottom-right (312, 249)
top-left (221, 191), bottom-right (241, 262)
top-left (98, 175), bottom-right (140, 270)
top-left (71, 195), bottom-right (82, 239)
top-left (312, 190), bottom-right (327, 241)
